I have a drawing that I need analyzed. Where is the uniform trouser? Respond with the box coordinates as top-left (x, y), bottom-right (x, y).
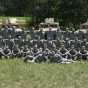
top-left (4, 54), bottom-right (11, 59)
top-left (54, 54), bottom-right (63, 63)
top-left (78, 54), bottom-right (88, 60)
top-left (61, 54), bottom-right (68, 59)
top-left (35, 54), bottom-right (47, 63)
top-left (24, 55), bottom-right (44, 63)
top-left (81, 55), bottom-right (88, 60)
top-left (68, 54), bottom-right (77, 60)
top-left (0, 53), bottom-right (3, 59)
top-left (12, 53), bottom-right (21, 58)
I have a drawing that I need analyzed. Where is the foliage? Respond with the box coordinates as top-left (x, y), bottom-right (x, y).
top-left (0, 0), bottom-right (88, 27)
top-left (58, 0), bottom-right (88, 27)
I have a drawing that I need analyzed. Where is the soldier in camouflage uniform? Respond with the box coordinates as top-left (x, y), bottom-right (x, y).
top-left (78, 46), bottom-right (88, 60)
top-left (68, 45), bottom-right (78, 60)
top-left (12, 45), bottom-right (21, 58)
top-left (3, 46), bottom-right (11, 59)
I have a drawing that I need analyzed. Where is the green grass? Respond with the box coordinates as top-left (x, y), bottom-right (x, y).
top-left (0, 59), bottom-right (88, 88)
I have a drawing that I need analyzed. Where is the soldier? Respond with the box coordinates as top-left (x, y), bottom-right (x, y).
top-left (49, 43), bottom-right (62, 63)
top-left (68, 39), bottom-right (75, 48)
top-left (75, 37), bottom-right (82, 51)
top-left (59, 44), bottom-right (68, 59)
top-left (38, 28), bottom-right (44, 39)
top-left (78, 46), bottom-right (88, 60)
top-left (20, 46), bottom-right (24, 57)
top-left (81, 39), bottom-right (87, 47)
top-left (6, 39), bottom-right (14, 50)
top-left (56, 28), bottom-right (62, 40)
top-left (41, 43), bottom-right (51, 62)
top-left (52, 43), bottom-right (58, 52)
top-left (65, 38), bottom-right (70, 49)
top-left (34, 47), bottom-right (44, 63)
top-left (12, 45), bottom-right (21, 58)
top-left (31, 44), bottom-right (39, 56)
top-left (57, 45), bottom-right (75, 64)
top-left (21, 45), bottom-right (30, 57)
top-left (47, 26), bottom-right (53, 40)
top-left (68, 45), bottom-right (78, 60)
top-left (24, 44), bottom-right (42, 63)
top-left (47, 39), bottom-right (53, 50)
top-left (3, 46), bottom-right (11, 59)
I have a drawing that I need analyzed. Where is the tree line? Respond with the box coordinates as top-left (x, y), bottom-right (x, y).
top-left (0, 0), bottom-right (88, 28)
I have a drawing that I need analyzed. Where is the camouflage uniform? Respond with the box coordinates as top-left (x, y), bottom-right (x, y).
top-left (3, 46), bottom-right (11, 59)
top-left (78, 46), bottom-right (88, 60)
top-left (68, 45), bottom-right (78, 60)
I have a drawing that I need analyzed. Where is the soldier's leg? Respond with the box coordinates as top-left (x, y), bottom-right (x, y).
top-left (24, 55), bottom-right (34, 63)
top-left (82, 55), bottom-right (87, 60)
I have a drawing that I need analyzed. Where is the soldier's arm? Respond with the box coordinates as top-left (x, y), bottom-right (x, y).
top-left (83, 50), bottom-right (88, 55)
top-left (75, 50), bottom-right (78, 56)
top-left (8, 49), bottom-right (11, 55)
top-left (65, 49), bottom-right (69, 54)
top-left (1, 50), bottom-right (5, 56)
top-left (68, 50), bottom-right (71, 56)
top-left (57, 50), bottom-right (62, 55)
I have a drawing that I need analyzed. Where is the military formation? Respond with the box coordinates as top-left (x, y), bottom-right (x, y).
top-left (0, 25), bottom-right (88, 63)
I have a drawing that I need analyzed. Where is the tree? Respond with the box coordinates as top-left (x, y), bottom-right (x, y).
top-left (58, 0), bottom-right (88, 28)
top-left (0, 0), bottom-right (87, 28)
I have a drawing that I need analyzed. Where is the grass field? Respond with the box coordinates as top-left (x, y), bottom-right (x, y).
top-left (0, 59), bottom-right (88, 88)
